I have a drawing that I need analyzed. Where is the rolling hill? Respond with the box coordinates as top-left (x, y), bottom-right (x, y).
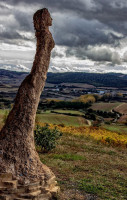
top-left (0, 69), bottom-right (127, 88)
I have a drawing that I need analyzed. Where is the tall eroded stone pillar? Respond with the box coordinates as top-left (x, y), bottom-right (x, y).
top-left (0, 8), bottom-right (59, 200)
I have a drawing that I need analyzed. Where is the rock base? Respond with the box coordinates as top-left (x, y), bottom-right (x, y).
top-left (0, 173), bottom-right (59, 200)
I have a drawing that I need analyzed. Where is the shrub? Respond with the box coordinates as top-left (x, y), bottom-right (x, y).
top-left (34, 124), bottom-right (62, 153)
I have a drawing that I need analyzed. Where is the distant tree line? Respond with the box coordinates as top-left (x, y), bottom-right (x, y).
top-left (38, 100), bottom-right (91, 110)
top-left (1, 69), bottom-right (127, 88)
top-left (0, 98), bottom-right (12, 109)
top-left (47, 72), bottom-right (127, 88)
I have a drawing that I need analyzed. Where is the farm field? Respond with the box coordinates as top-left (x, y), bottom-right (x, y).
top-left (37, 113), bottom-right (88, 127)
top-left (91, 102), bottom-right (122, 112)
top-left (0, 109), bottom-right (88, 128)
top-left (91, 102), bottom-right (127, 122)
top-left (114, 102), bottom-right (127, 114)
top-left (118, 114), bottom-right (127, 123)
top-left (39, 109), bottom-right (84, 115)
top-left (51, 109), bottom-right (84, 115)
top-left (102, 124), bottom-right (127, 135)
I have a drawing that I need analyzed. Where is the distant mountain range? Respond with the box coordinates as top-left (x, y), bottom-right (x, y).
top-left (0, 69), bottom-right (127, 88)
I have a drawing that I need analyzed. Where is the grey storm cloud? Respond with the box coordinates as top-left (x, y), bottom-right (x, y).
top-left (65, 46), bottom-right (122, 65)
top-left (6, 0), bottom-right (127, 24)
top-left (123, 52), bottom-right (127, 62)
top-left (52, 15), bottom-right (123, 47)
top-left (14, 11), bottom-right (33, 31)
top-left (0, 0), bottom-right (126, 48)
top-left (0, 0), bottom-right (127, 70)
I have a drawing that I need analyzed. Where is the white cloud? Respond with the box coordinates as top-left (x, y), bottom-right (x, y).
top-left (0, 64), bottom-right (30, 72)
top-left (112, 52), bottom-right (121, 65)
top-left (0, 0), bottom-right (127, 74)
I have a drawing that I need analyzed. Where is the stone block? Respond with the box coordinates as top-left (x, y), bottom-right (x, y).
top-left (16, 186), bottom-right (26, 194)
top-left (0, 174), bottom-right (12, 181)
top-left (2, 188), bottom-right (17, 194)
top-left (0, 195), bottom-right (10, 200)
top-left (24, 182), bottom-right (40, 192)
top-left (50, 186), bottom-right (60, 198)
top-left (18, 190), bottom-right (41, 199)
top-left (2, 181), bottom-right (17, 189)
top-left (26, 186), bottom-right (41, 193)
top-left (0, 187), bottom-right (7, 193)
top-left (14, 198), bottom-right (30, 200)
top-left (37, 192), bottom-right (51, 200)
top-left (46, 176), bottom-right (56, 186)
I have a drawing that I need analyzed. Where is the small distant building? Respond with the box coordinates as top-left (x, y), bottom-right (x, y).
top-left (99, 91), bottom-right (105, 94)
top-left (51, 88), bottom-right (60, 92)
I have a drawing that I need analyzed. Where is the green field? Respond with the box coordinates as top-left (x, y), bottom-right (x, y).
top-left (39, 109), bottom-right (84, 115)
top-left (102, 124), bottom-right (127, 135)
top-left (0, 109), bottom-right (88, 128)
top-left (51, 109), bottom-right (83, 115)
top-left (37, 113), bottom-right (88, 127)
top-left (91, 102), bottom-right (122, 112)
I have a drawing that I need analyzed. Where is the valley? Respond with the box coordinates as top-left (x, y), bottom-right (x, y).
top-left (0, 69), bottom-right (127, 199)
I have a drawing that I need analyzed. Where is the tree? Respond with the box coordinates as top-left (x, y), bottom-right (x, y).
top-left (34, 124), bottom-right (62, 153)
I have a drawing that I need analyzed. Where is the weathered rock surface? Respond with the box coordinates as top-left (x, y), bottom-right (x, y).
top-left (0, 173), bottom-right (59, 200)
top-left (0, 8), bottom-right (59, 199)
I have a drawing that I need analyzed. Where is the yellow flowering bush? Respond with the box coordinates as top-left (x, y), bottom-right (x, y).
top-left (37, 122), bottom-right (127, 148)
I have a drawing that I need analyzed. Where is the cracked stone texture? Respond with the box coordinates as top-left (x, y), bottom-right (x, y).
top-left (0, 8), bottom-right (56, 186)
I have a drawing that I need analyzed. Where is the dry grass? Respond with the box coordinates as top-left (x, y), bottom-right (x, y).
top-left (91, 102), bottom-right (121, 112)
top-left (115, 103), bottom-right (127, 114)
top-left (0, 110), bottom-right (127, 199)
top-left (39, 132), bottom-right (127, 200)
top-left (118, 114), bottom-right (127, 123)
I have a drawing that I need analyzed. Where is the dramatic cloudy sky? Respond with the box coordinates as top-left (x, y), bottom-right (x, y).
top-left (0, 0), bottom-right (127, 73)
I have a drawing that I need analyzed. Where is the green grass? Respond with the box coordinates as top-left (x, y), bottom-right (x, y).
top-left (78, 178), bottom-right (104, 195)
top-left (40, 109), bottom-right (83, 115)
top-left (52, 109), bottom-right (83, 115)
top-left (0, 109), bottom-right (10, 114)
top-left (52, 153), bottom-right (86, 161)
top-left (0, 109), bottom-right (10, 128)
top-left (39, 132), bottom-right (127, 200)
top-left (41, 110), bottom-right (51, 114)
top-left (102, 124), bottom-right (127, 135)
top-left (37, 113), bottom-right (87, 127)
